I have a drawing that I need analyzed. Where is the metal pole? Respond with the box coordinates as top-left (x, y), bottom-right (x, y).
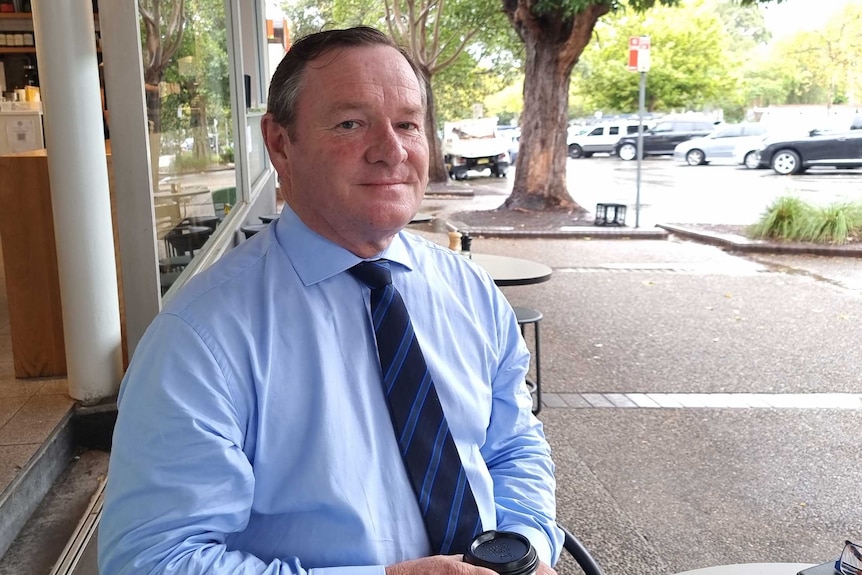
top-left (635, 71), bottom-right (646, 228)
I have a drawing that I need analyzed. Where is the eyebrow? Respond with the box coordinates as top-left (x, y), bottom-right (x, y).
top-left (325, 101), bottom-right (425, 119)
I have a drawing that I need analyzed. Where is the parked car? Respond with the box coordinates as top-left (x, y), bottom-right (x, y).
top-left (673, 122), bottom-right (769, 166)
top-left (615, 118), bottom-right (717, 160)
top-left (566, 120), bottom-right (646, 158)
top-left (756, 127), bottom-right (862, 175)
top-left (734, 126), bottom-right (813, 169)
top-left (498, 125), bottom-right (521, 165)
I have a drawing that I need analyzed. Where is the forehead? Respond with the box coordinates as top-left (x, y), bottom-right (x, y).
top-left (299, 44), bottom-right (423, 108)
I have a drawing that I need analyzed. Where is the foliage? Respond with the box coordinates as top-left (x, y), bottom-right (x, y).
top-left (742, 3), bottom-right (862, 108)
top-left (171, 151), bottom-right (217, 173)
top-left (570, 0), bottom-right (759, 118)
top-left (749, 198), bottom-right (862, 245)
top-left (802, 203), bottom-right (862, 245)
top-left (219, 145), bottom-right (234, 165)
top-left (747, 196), bottom-right (814, 242)
top-left (145, 0), bottom-right (232, 163)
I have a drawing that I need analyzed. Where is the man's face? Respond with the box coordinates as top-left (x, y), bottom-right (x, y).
top-left (268, 44), bottom-right (429, 257)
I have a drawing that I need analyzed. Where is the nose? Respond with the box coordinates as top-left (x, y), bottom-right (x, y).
top-left (366, 123), bottom-right (408, 166)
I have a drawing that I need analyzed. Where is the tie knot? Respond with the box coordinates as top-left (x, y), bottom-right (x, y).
top-left (349, 260), bottom-right (392, 289)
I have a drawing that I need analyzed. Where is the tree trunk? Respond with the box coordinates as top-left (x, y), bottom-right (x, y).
top-left (502, 2), bottom-right (609, 213)
top-left (423, 71), bottom-right (449, 183)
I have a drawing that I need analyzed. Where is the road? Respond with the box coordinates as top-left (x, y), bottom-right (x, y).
top-left (461, 155), bottom-right (862, 227)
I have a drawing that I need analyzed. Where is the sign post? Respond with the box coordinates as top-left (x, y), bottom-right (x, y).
top-left (628, 35), bottom-right (650, 228)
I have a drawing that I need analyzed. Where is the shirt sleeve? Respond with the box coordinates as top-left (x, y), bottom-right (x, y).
top-left (480, 298), bottom-right (565, 567)
top-left (97, 313), bottom-right (385, 575)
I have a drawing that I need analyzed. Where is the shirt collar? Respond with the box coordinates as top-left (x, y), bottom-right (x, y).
top-left (274, 204), bottom-right (416, 286)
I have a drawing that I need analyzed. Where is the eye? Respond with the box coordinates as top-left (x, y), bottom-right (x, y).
top-left (337, 120), bottom-right (360, 130)
top-left (397, 121), bottom-right (421, 131)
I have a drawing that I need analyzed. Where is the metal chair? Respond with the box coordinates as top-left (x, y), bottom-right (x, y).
top-left (559, 521), bottom-right (605, 575)
top-left (514, 306), bottom-right (543, 415)
top-left (241, 223), bottom-right (269, 239)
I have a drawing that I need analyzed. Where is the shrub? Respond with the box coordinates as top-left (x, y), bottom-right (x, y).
top-left (747, 196), bottom-right (813, 241)
top-left (802, 202), bottom-right (862, 245)
top-left (172, 152), bottom-right (216, 174)
top-left (220, 146), bottom-right (234, 164)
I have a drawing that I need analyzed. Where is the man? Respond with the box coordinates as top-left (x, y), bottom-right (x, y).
top-left (99, 26), bottom-right (562, 575)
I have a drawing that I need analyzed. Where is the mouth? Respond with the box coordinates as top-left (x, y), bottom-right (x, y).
top-left (360, 180), bottom-right (413, 187)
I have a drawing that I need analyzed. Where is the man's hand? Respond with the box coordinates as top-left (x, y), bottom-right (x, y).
top-left (386, 556), bottom-right (558, 575)
top-left (385, 555), bottom-right (497, 575)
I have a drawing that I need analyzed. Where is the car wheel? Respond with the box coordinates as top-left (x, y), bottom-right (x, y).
top-left (618, 143), bottom-right (637, 161)
top-left (772, 149), bottom-right (801, 175)
top-left (685, 149), bottom-right (706, 166)
top-left (568, 144), bottom-right (584, 159)
top-left (743, 151), bottom-right (760, 169)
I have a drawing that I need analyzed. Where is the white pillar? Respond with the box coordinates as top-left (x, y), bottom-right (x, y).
top-left (31, 0), bottom-right (123, 403)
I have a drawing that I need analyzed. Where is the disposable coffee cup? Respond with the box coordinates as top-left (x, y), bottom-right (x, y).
top-left (464, 530), bottom-right (538, 575)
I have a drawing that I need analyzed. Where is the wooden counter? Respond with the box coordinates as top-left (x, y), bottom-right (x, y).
top-left (0, 145), bottom-right (126, 378)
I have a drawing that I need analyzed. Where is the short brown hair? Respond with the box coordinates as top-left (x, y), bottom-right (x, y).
top-left (266, 26), bottom-right (427, 135)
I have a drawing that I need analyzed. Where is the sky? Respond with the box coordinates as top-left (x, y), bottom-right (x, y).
top-left (762, 0), bottom-right (856, 38)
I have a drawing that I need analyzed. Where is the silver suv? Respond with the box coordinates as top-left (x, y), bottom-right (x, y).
top-left (567, 120), bottom-right (643, 158)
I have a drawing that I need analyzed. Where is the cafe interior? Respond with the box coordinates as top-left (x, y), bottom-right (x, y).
top-left (0, 0), bottom-right (287, 569)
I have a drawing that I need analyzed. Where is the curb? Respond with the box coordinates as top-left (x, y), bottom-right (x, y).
top-left (658, 224), bottom-right (862, 258)
top-left (458, 226), bottom-right (669, 240)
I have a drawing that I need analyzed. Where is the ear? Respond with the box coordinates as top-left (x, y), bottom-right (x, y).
top-left (261, 114), bottom-right (292, 175)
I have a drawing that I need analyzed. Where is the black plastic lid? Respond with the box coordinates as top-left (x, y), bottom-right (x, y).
top-left (464, 530), bottom-right (538, 575)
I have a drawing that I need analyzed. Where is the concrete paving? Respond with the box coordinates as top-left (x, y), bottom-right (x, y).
top-left (412, 220), bottom-right (861, 575)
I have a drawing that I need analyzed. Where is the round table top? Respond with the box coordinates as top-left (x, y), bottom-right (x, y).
top-left (469, 253), bottom-right (552, 287)
top-left (673, 563), bottom-right (816, 575)
top-left (409, 213), bottom-right (433, 224)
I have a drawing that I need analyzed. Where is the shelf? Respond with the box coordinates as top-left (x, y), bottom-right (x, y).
top-left (0, 12), bottom-right (32, 19)
top-left (0, 47), bottom-right (36, 54)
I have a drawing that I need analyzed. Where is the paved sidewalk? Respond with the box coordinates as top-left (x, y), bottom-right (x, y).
top-left (410, 223), bottom-right (862, 575)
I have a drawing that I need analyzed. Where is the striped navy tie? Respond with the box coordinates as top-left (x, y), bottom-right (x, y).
top-left (349, 260), bottom-right (482, 555)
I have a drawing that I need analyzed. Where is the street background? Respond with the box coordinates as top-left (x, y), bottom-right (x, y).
top-left (415, 158), bottom-right (862, 575)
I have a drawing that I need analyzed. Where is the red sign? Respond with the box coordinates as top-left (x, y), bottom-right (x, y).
top-left (628, 36), bottom-right (651, 72)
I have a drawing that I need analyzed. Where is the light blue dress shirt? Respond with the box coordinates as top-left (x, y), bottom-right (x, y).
top-left (99, 205), bottom-right (563, 575)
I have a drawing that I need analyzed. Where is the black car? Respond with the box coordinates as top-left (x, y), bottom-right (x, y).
top-left (615, 119), bottom-right (716, 160)
top-left (756, 128), bottom-right (862, 175)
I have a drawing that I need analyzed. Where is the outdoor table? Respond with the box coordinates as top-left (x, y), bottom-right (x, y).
top-left (409, 213), bottom-right (433, 224)
top-left (470, 252), bottom-right (552, 287)
top-left (673, 563), bottom-right (816, 575)
top-left (153, 184), bottom-right (211, 218)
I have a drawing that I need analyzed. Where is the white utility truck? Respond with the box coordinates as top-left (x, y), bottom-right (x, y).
top-left (442, 117), bottom-right (510, 180)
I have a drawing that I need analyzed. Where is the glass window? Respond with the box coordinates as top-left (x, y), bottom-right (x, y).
top-left (589, 127), bottom-right (603, 136)
top-left (714, 125), bottom-right (744, 138)
top-left (652, 122), bottom-right (674, 133)
top-left (138, 0), bottom-right (239, 296)
top-left (744, 124), bottom-right (768, 137)
top-left (609, 127), bottom-right (619, 135)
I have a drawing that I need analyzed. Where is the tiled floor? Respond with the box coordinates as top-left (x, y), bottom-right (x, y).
top-left (0, 243), bottom-right (75, 500)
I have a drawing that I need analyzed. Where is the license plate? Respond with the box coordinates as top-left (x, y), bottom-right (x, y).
top-left (477, 158), bottom-right (489, 165)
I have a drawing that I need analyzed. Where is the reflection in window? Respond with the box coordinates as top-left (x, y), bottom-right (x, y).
top-left (138, 0), bottom-right (239, 296)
